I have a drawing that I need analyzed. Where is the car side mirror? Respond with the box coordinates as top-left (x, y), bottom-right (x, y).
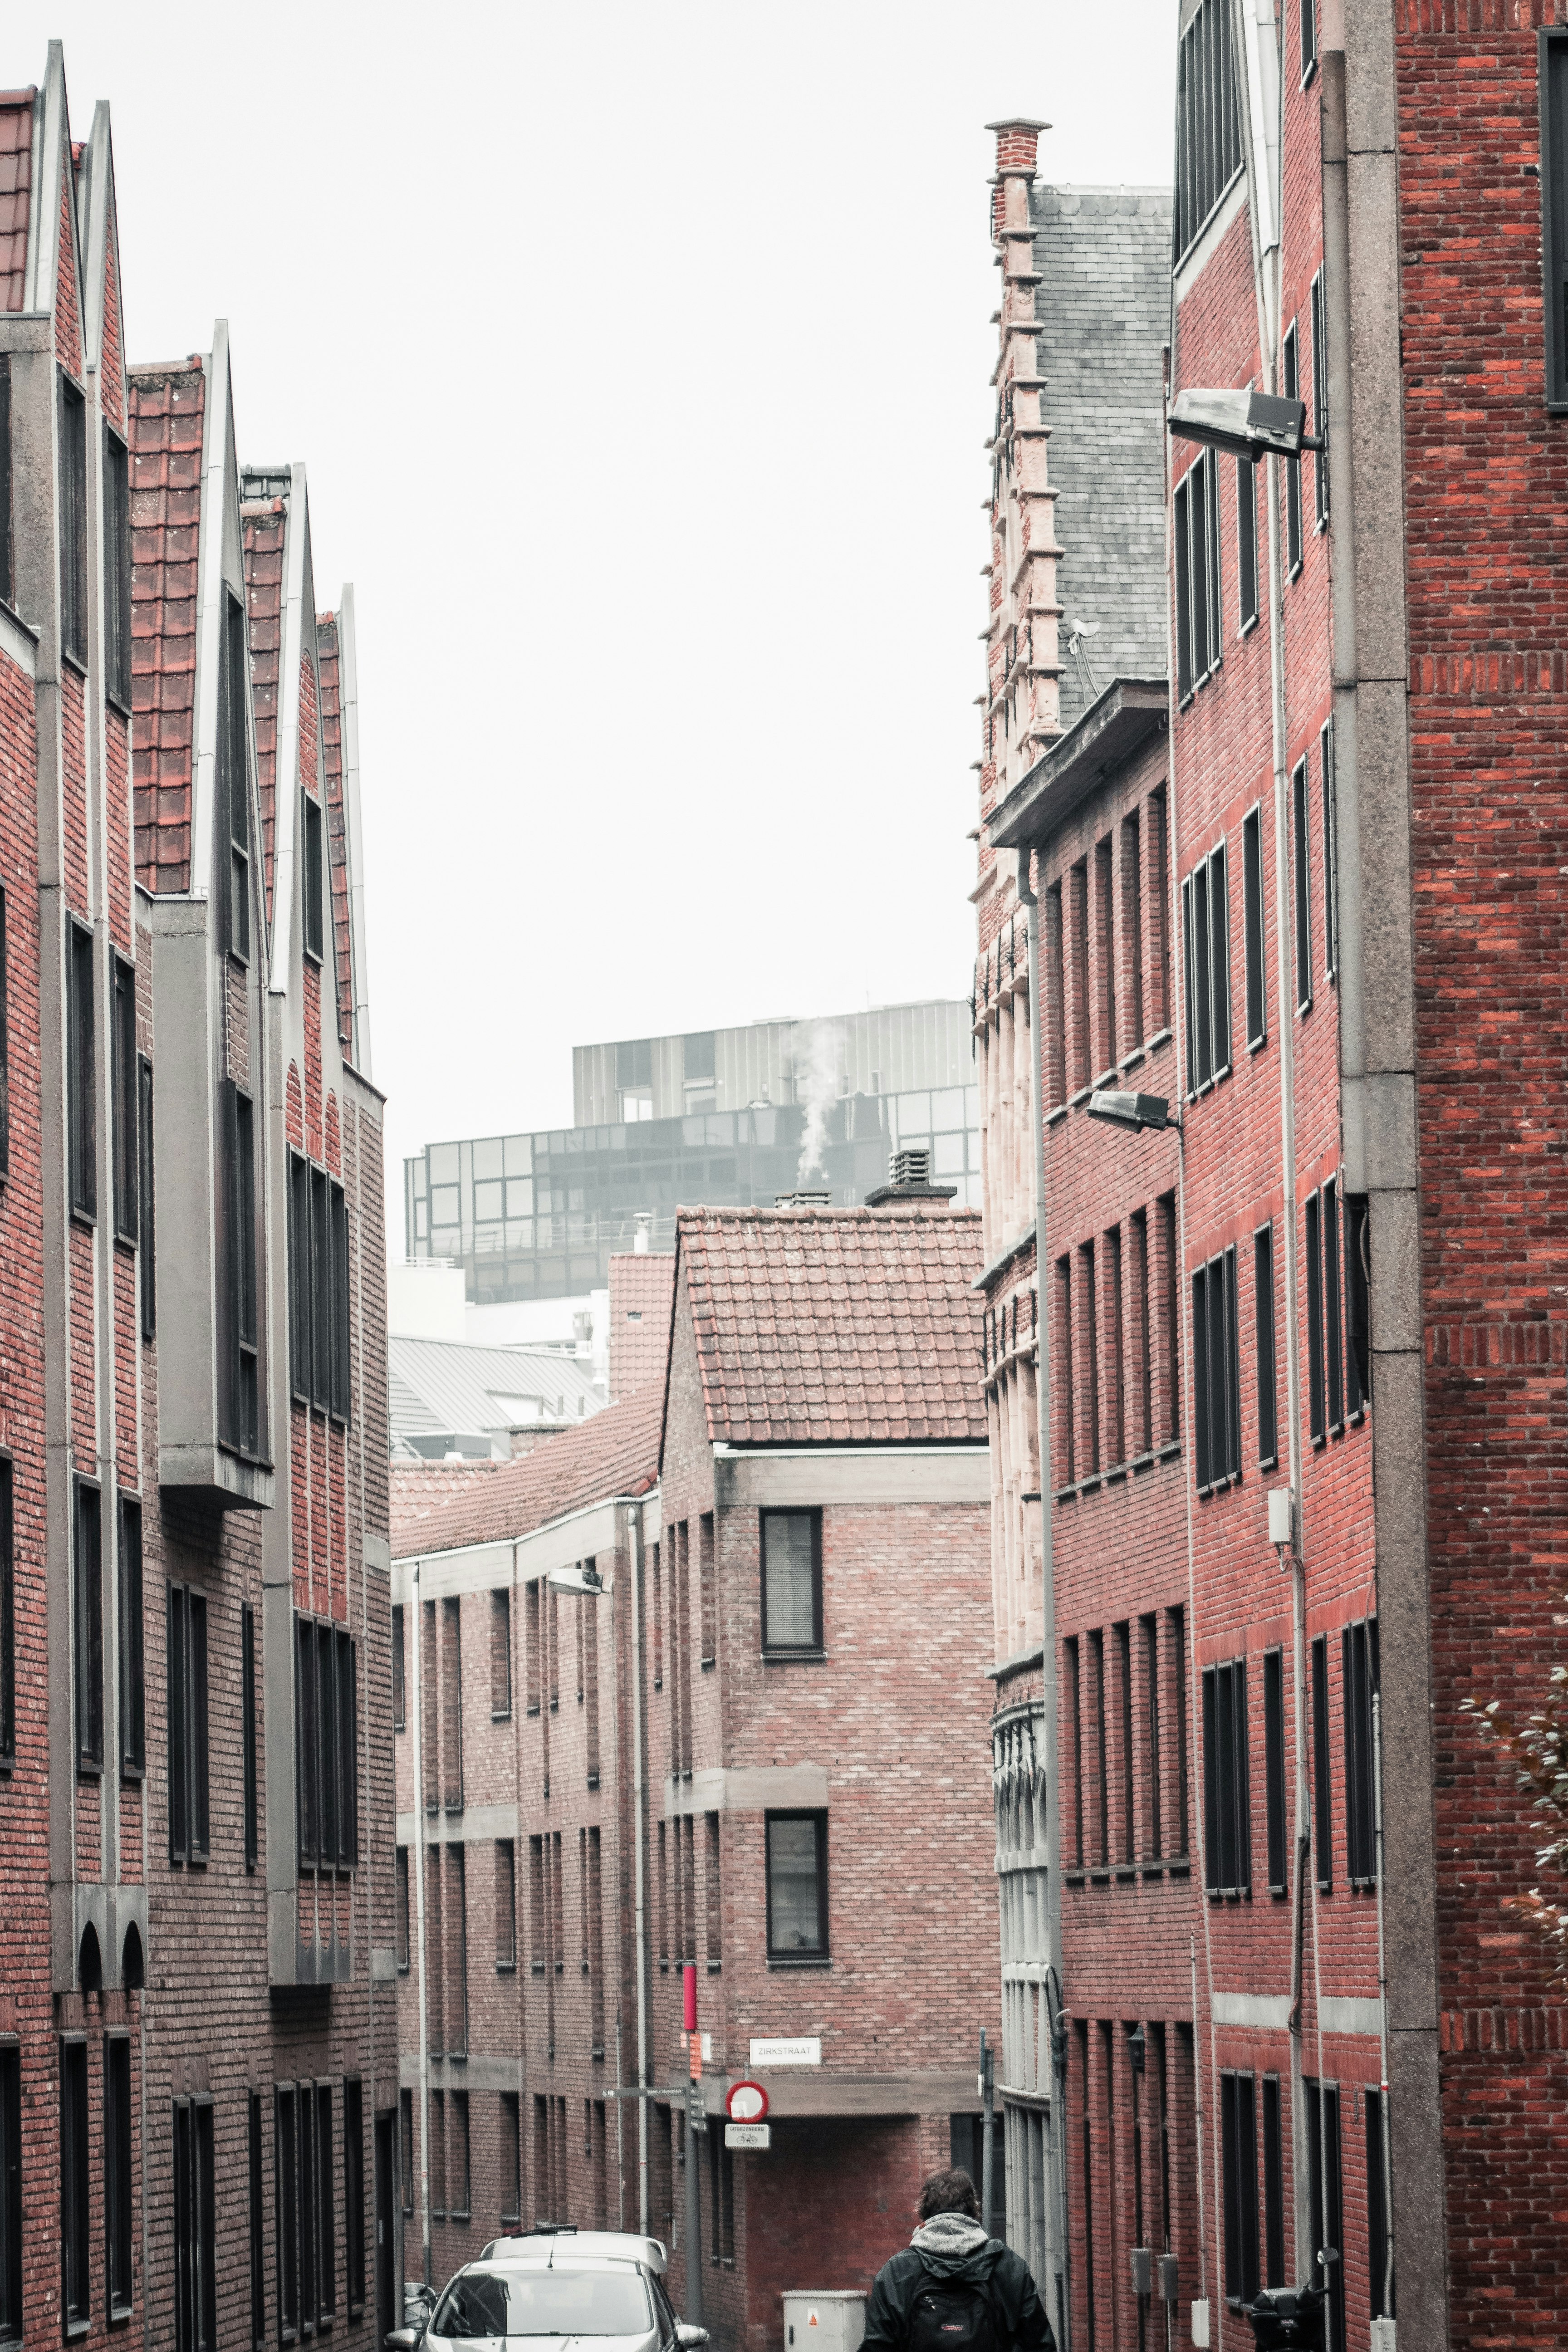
top-left (677, 2328), bottom-right (710, 2347)
top-left (385, 2330), bottom-right (424, 2350)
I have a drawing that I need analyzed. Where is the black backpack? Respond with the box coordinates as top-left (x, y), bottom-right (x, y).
top-left (907, 2276), bottom-right (1000, 2352)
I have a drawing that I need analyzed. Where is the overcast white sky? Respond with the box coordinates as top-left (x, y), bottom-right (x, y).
top-left (15, 0), bottom-right (1175, 1224)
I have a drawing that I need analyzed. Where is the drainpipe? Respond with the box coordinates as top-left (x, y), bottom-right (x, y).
top-left (1016, 860), bottom-right (1068, 2349)
top-left (1372, 1691), bottom-right (1396, 2317)
top-left (628, 1501), bottom-right (651, 2235)
top-left (410, 1560), bottom-right (432, 2288)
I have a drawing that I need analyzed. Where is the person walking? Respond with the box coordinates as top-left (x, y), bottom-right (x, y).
top-left (862, 2170), bottom-right (1056, 2352)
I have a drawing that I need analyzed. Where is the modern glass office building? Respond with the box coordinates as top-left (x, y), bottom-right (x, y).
top-left (404, 1001), bottom-right (980, 1303)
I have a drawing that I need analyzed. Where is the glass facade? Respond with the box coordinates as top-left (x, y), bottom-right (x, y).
top-left (405, 1085), bottom-right (981, 1304)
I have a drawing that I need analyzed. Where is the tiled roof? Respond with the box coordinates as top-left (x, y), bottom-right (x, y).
top-left (673, 1204), bottom-right (986, 1449)
top-left (240, 487), bottom-right (286, 929)
top-left (608, 1253), bottom-right (676, 1401)
top-left (129, 362), bottom-right (206, 893)
top-left (316, 612), bottom-right (354, 1053)
top-left (392, 1385), bottom-right (662, 1562)
top-left (0, 92), bottom-right (34, 312)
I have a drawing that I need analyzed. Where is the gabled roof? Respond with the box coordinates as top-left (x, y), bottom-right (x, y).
top-left (128, 358), bottom-right (206, 892)
top-left (389, 1336), bottom-right (604, 1459)
top-left (392, 1385), bottom-right (662, 1562)
top-left (608, 1252), bottom-right (676, 1401)
top-left (669, 1204), bottom-right (987, 1451)
top-left (316, 609), bottom-right (355, 1056)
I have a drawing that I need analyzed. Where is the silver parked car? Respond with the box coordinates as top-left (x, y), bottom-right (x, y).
top-left (389, 2249), bottom-right (708, 2352)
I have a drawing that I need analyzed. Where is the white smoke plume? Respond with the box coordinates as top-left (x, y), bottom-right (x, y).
top-left (794, 1019), bottom-right (846, 1185)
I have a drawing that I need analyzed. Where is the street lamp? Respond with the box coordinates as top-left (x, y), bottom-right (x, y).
top-left (1167, 387), bottom-right (1321, 463)
top-left (1086, 1089), bottom-right (1177, 1135)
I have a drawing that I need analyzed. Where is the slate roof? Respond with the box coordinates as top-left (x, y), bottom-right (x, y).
top-left (0, 92), bottom-right (33, 311)
top-left (316, 611), bottom-right (355, 1054)
top-left (608, 1253), bottom-right (676, 1401)
top-left (1030, 186), bottom-right (1173, 729)
top-left (389, 1335), bottom-right (604, 1460)
top-left (673, 1204), bottom-right (986, 1449)
top-left (128, 361), bottom-right (206, 893)
top-left (392, 1385), bottom-right (662, 1561)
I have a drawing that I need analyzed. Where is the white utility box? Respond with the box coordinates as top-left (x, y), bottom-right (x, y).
top-left (783, 2293), bottom-right (867, 2352)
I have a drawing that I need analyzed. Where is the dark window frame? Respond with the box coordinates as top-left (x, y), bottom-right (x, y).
top-left (296, 1609), bottom-right (358, 1872)
top-left (1343, 1617), bottom-right (1381, 1889)
top-left (103, 420), bottom-right (132, 710)
top-left (289, 1149), bottom-right (351, 1425)
top-left (1312, 1633), bottom-right (1333, 1893)
top-left (0, 1461), bottom-right (12, 1771)
top-left (345, 2077), bottom-right (365, 2320)
top-left (759, 1509), bottom-right (823, 1656)
top-left (1174, 449), bottom-right (1223, 703)
top-left (1262, 2073), bottom-right (1286, 2291)
top-left (111, 953), bottom-right (138, 1244)
top-left (68, 918), bottom-right (96, 1223)
top-left (167, 1582), bottom-right (209, 1867)
top-left (1344, 1192), bottom-right (1370, 1420)
top-left (172, 2093), bottom-right (216, 2352)
top-left (1540, 31), bottom-right (1568, 410)
top-left (491, 1587), bottom-right (512, 1720)
top-left (1241, 804), bottom-right (1266, 1051)
top-left (242, 1600), bottom-right (258, 1871)
top-left (57, 371), bottom-right (88, 668)
top-left (73, 1478), bottom-right (103, 1777)
top-left (0, 883), bottom-right (9, 1182)
top-left (1236, 451), bottom-right (1259, 634)
top-left (138, 1055), bottom-right (156, 1338)
top-left (1201, 1657), bottom-right (1252, 1899)
top-left (392, 1603), bottom-right (405, 1731)
top-left (218, 1080), bottom-right (262, 1460)
top-left (764, 1809), bottom-right (829, 1966)
top-left (105, 2030), bottom-right (133, 2320)
top-left (248, 2090), bottom-right (265, 2352)
top-left (1310, 270), bottom-right (1329, 524)
top-left (118, 1492), bottom-right (144, 1779)
top-left (1292, 757), bottom-right (1313, 1014)
top-left (1263, 1646), bottom-right (1288, 1897)
top-left (1254, 1222), bottom-right (1278, 1470)
top-left (1175, 0), bottom-right (1244, 261)
top-left (1182, 840), bottom-right (1232, 1098)
top-left (1191, 1244), bottom-right (1241, 1493)
top-left (1220, 2068), bottom-right (1260, 2308)
top-left (0, 358), bottom-right (12, 610)
top-left (1321, 719), bottom-right (1339, 983)
top-left (219, 589), bottom-right (252, 964)
top-left (302, 790), bottom-right (325, 964)
top-left (1283, 321), bottom-right (1303, 577)
top-left (1300, 0), bottom-right (1318, 83)
top-left (0, 2041), bottom-right (20, 2340)
top-left (61, 2034), bottom-right (91, 2331)
top-left (1306, 1189), bottom-right (1326, 1446)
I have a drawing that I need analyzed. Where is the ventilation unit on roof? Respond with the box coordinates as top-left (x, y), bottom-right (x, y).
top-left (890, 1147), bottom-right (931, 1189)
top-left (775, 1190), bottom-right (831, 1210)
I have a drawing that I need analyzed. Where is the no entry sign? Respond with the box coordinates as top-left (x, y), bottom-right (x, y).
top-left (724, 2080), bottom-right (769, 2123)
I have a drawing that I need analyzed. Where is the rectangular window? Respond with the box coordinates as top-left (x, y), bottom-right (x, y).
top-left (242, 1599), bottom-right (257, 1869)
top-left (760, 1509), bottom-right (822, 1653)
top-left (1366, 2087), bottom-right (1394, 2321)
top-left (277, 2087), bottom-right (299, 2340)
top-left (345, 2078), bottom-right (364, 2320)
top-left (248, 2091), bottom-right (265, 2352)
top-left (173, 2097), bottom-right (216, 2352)
top-left (112, 1493), bottom-right (143, 1784)
top-left (1292, 759), bottom-right (1313, 1013)
top-left (491, 1587), bottom-right (512, 1719)
top-left (1541, 31), bottom-right (1568, 408)
top-left (1242, 805), bottom-right (1266, 1049)
top-left (298, 2085), bottom-right (317, 2331)
top-left (448, 1845), bottom-right (469, 2057)
top-left (765, 1811), bottom-right (828, 1962)
top-left (61, 2038), bottom-right (89, 2327)
top-left (58, 372), bottom-right (87, 664)
top-left (219, 1083), bottom-right (260, 1456)
top-left (1284, 321), bottom-right (1303, 576)
top-left (1191, 1245), bottom-right (1241, 1491)
top-left (74, 1479), bottom-right (103, 1774)
top-left (430, 2088), bottom-right (446, 2220)
top-left (104, 421), bottom-right (132, 706)
top-left (500, 2094), bottom-right (522, 2227)
top-left (1254, 1223), bottom-right (1278, 1469)
top-left (1236, 452), bottom-right (1258, 632)
top-left (496, 1838), bottom-right (517, 1967)
top-left (1220, 2069), bottom-right (1259, 2308)
top-left (1304, 2081), bottom-right (1345, 2350)
top-left (1325, 1178), bottom-right (1344, 1432)
top-left (1344, 1617), bottom-right (1381, 1887)
top-left (1174, 450), bottom-right (1223, 698)
top-left (1344, 1191), bottom-right (1370, 1418)
top-left (138, 1057), bottom-right (155, 1338)
top-left (167, 1585), bottom-right (209, 1864)
top-left (330, 1180), bottom-right (351, 1421)
top-left (1311, 270), bottom-right (1328, 521)
top-left (450, 2092), bottom-right (471, 2221)
top-left (111, 955), bottom-right (138, 1242)
top-left (68, 920), bottom-right (96, 1221)
top-left (1264, 1647), bottom-right (1288, 1896)
top-left (442, 1594), bottom-right (463, 1811)
top-left (0, 2050), bottom-right (18, 2330)
top-left (295, 1612), bottom-right (358, 1872)
top-left (0, 358), bottom-right (11, 608)
top-left (1321, 720), bottom-right (1338, 982)
top-left (699, 1512), bottom-right (716, 1666)
top-left (1301, 0), bottom-right (1318, 80)
top-left (1312, 1634), bottom-right (1333, 1892)
top-left (1262, 2074), bottom-right (1286, 2291)
top-left (220, 590), bottom-right (251, 961)
top-left (1201, 1657), bottom-right (1251, 1896)
top-left (1182, 841), bottom-right (1231, 1095)
top-left (396, 1846), bottom-right (410, 1969)
top-left (1175, 0), bottom-right (1243, 258)
top-left (0, 884), bottom-right (9, 1182)
top-left (392, 1603), bottom-right (406, 1731)
top-left (400, 2091), bottom-right (413, 2218)
top-left (105, 2034), bottom-right (133, 2318)
top-left (302, 792), bottom-right (325, 962)
top-left (0, 1461), bottom-right (10, 1769)
top-left (316, 2082), bottom-right (336, 2327)
top-left (705, 1810), bottom-right (722, 1970)
top-left (1306, 1190), bottom-right (1326, 1445)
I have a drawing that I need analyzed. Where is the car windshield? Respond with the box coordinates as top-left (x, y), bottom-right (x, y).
top-left (433, 2269), bottom-right (653, 2340)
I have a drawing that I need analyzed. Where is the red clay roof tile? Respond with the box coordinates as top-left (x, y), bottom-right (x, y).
top-left (0, 95), bottom-right (34, 312)
top-left (671, 1203), bottom-right (986, 1449)
top-left (128, 362), bottom-right (206, 894)
top-left (391, 1386), bottom-right (662, 1563)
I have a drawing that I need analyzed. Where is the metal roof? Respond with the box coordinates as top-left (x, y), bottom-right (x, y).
top-left (388, 1335), bottom-right (605, 1461)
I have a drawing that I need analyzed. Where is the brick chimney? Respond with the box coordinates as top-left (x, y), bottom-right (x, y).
top-left (986, 117), bottom-right (1047, 240)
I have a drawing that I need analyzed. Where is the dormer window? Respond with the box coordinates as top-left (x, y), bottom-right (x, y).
top-left (302, 790), bottom-right (324, 963)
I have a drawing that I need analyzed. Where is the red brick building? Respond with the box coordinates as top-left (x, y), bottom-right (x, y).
top-left (392, 1200), bottom-right (1000, 2344)
top-left (0, 42), bottom-right (393, 2347)
top-left (977, 8), bottom-right (1568, 2346)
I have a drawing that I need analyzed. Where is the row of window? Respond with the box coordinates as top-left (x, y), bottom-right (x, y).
top-left (1041, 789), bottom-right (1173, 1114)
top-left (296, 1613), bottom-right (359, 1873)
top-left (1062, 1607), bottom-right (1190, 1875)
top-left (1189, 1188), bottom-right (1367, 1502)
top-left (1052, 1195), bottom-right (1182, 1488)
top-left (1201, 1617), bottom-right (1381, 1901)
top-left (53, 367), bottom-right (132, 702)
top-left (1220, 2069), bottom-right (1391, 2339)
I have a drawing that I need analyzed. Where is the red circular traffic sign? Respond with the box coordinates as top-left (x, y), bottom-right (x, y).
top-left (725, 2081), bottom-right (769, 2123)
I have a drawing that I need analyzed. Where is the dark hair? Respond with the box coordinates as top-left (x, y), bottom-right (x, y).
top-left (917, 2168), bottom-right (980, 2222)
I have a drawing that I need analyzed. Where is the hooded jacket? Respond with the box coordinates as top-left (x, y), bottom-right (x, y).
top-left (861, 2213), bottom-right (1055, 2352)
